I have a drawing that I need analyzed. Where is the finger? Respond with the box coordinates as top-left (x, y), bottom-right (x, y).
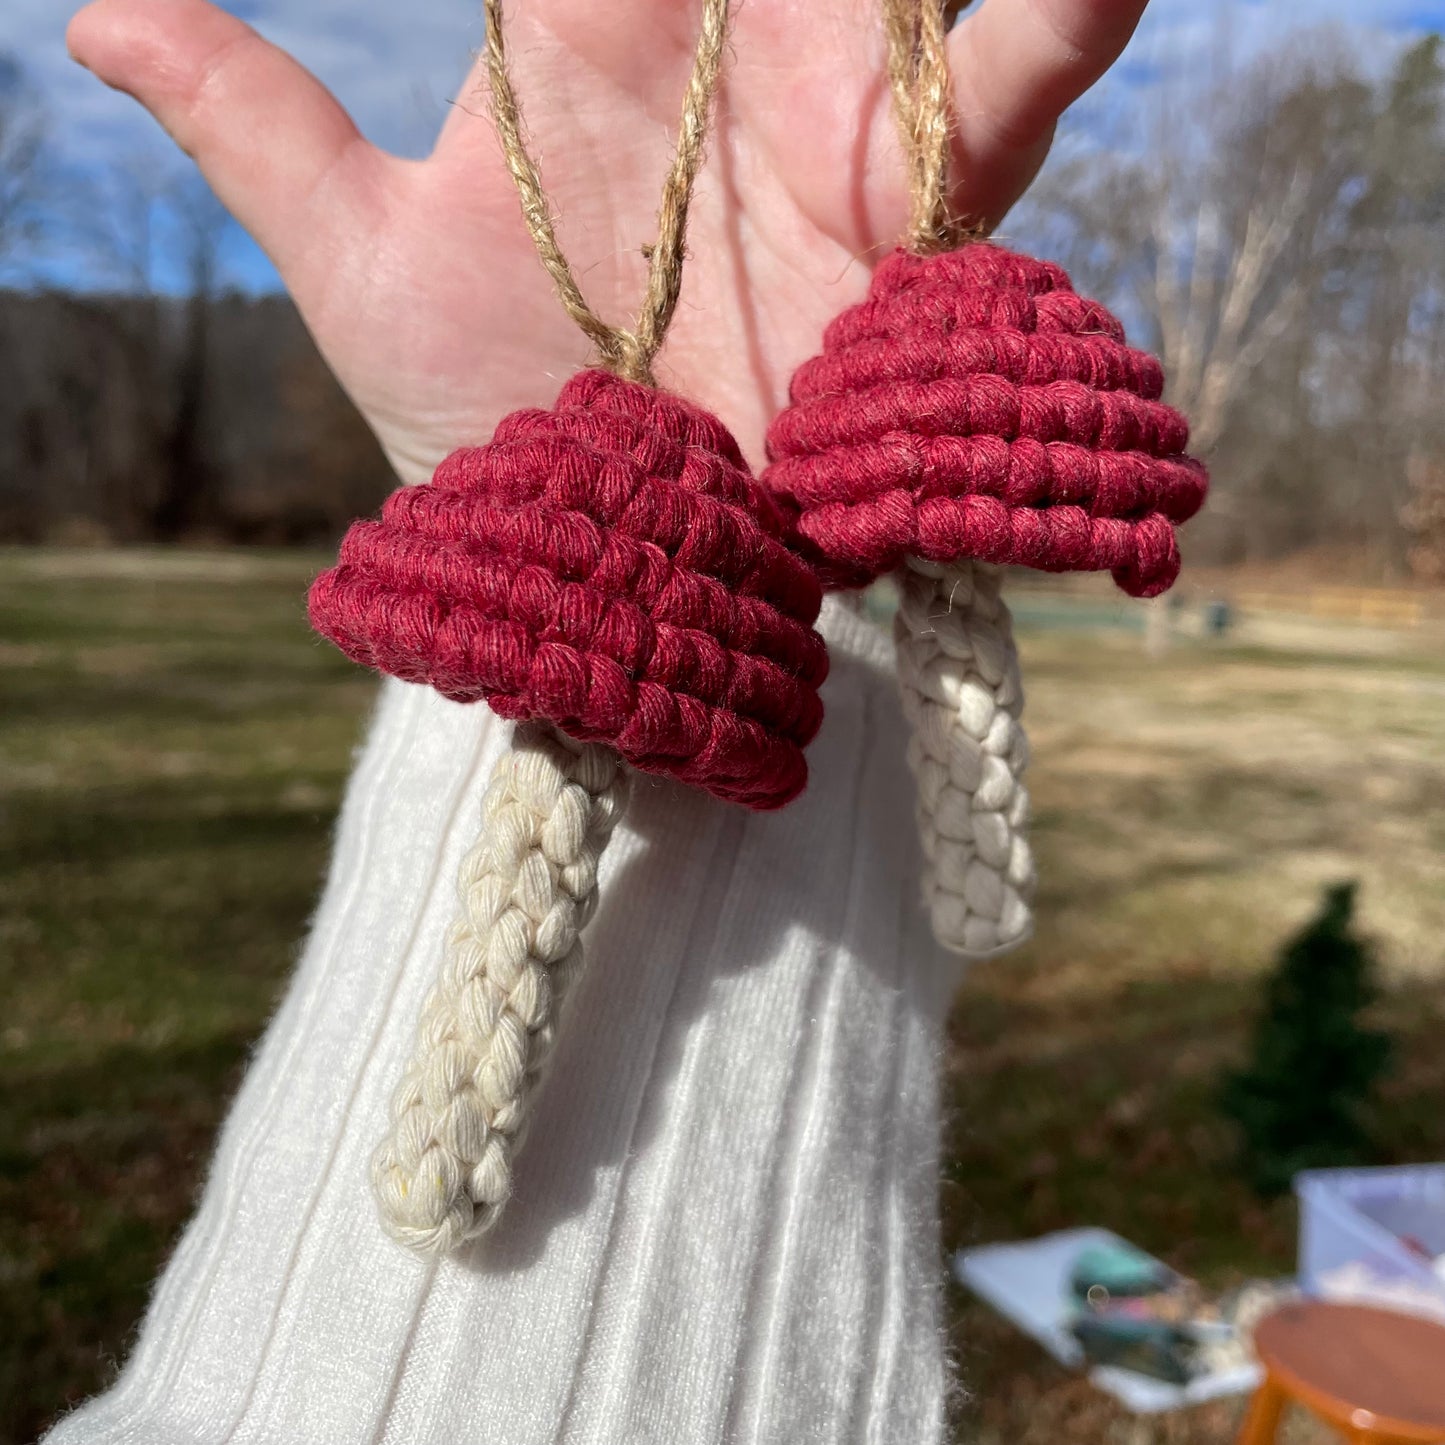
top-left (949, 0), bottom-right (1150, 225)
top-left (67, 0), bottom-right (389, 293)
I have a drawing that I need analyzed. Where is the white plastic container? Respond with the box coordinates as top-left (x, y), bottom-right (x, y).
top-left (1296, 1165), bottom-right (1445, 1316)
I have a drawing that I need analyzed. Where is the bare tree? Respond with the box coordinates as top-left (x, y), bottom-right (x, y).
top-left (1, 133), bottom-right (393, 546)
top-left (151, 179), bottom-right (230, 538)
top-left (60, 162), bottom-right (232, 539)
top-left (0, 54), bottom-right (49, 538)
top-left (1333, 36), bottom-right (1445, 573)
top-left (0, 52), bottom-right (46, 272)
top-left (1402, 455), bottom-right (1445, 581)
top-left (1019, 25), bottom-right (1445, 574)
top-left (1022, 36), bottom-right (1370, 454)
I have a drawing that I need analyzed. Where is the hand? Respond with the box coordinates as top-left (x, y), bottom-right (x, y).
top-left (68, 0), bottom-right (1149, 484)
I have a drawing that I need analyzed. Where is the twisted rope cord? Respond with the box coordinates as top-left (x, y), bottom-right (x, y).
top-left (374, 725), bottom-right (628, 1253)
top-left (374, 1), bottom-right (732, 1253)
top-left (883, 0), bottom-right (1035, 955)
top-left (482, 0), bottom-right (732, 384)
top-left (882, 0), bottom-right (974, 253)
top-left (894, 561), bottom-right (1034, 956)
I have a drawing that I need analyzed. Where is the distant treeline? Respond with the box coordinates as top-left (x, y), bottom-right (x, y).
top-left (3, 29), bottom-right (1445, 576)
top-left (0, 290), bottom-right (393, 545)
top-left (1018, 32), bottom-right (1445, 582)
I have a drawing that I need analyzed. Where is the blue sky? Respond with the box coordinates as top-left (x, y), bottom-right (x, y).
top-left (2, 0), bottom-right (1442, 292)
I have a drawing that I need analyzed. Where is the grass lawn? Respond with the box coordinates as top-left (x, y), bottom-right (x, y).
top-left (3, 549), bottom-right (1443, 1444)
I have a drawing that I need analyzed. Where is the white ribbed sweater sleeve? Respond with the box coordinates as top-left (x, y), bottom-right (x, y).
top-left (45, 599), bottom-right (959, 1445)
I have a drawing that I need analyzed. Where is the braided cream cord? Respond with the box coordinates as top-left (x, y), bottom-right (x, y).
top-left (894, 559), bottom-right (1035, 957)
top-left (372, 724), bottom-right (628, 1254)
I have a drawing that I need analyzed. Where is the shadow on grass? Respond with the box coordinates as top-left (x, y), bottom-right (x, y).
top-left (2, 777), bottom-right (348, 876)
top-left (0, 651), bottom-right (367, 733)
top-left (0, 781), bottom-right (349, 1443)
top-left (0, 1031), bottom-right (258, 1445)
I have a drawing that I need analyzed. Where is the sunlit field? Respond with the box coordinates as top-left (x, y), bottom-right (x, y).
top-left (4, 550), bottom-right (1443, 1444)
top-left (946, 588), bottom-right (1445, 1444)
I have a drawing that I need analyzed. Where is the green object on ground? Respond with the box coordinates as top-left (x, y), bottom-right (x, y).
top-left (1069, 1241), bottom-right (1176, 1303)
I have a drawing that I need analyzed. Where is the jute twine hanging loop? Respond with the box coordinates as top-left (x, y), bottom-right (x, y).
top-left (481, 0), bottom-right (729, 385)
top-left (761, 0), bottom-right (1207, 956)
top-left (882, 0), bottom-right (972, 255)
top-left (310, 0), bottom-right (829, 1254)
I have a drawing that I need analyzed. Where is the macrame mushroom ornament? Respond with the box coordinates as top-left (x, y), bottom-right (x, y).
top-left (762, 0), bottom-right (1208, 957)
top-left (309, 0), bottom-right (828, 1254)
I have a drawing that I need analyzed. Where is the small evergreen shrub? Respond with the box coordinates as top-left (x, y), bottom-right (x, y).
top-left (1220, 882), bottom-right (1392, 1196)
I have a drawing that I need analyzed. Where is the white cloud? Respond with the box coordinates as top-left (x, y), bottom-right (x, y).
top-left (1, 0), bottom-right (476, 171)
top-left (3, 0), bottom-right (1441, 287)
top-left (1, 0), bottom-right (478, 285)
top-left (1114, 0), bottom-right (1438, 81)
top-left (1037, 0), bottom-right (1442, 169)
top-left (6, 0), bottom-right (1441, 171)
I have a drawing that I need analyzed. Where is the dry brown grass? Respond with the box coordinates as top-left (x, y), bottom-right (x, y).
top-left (4, 554), bottom-right (1443, 1442)
top-left (943, 581), bottom-right (1445, 1442)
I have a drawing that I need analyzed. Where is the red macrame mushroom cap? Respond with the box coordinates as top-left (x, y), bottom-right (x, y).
top-left (309, 369), bottom-right (828, 810)
top-left (763, 244), bottom-right (1209, 598)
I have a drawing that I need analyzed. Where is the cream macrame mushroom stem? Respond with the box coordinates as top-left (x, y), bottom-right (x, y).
top-left (359, 0), bottom-right (736, 1256)
top-left (371, 724), bottom-right (628, 1254)
top-left (893, 557), bottom-right (1035, 957)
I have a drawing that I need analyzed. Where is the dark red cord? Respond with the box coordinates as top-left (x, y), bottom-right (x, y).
top-left (310, 370), bottom-right (828, 810)
top-left (763, 244), bottom-right (1208, 597)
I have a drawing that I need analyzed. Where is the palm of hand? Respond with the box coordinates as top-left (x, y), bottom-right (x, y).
top-left (303, 0), bottom-right (913, 482)
top-left (70, 0), bottom-right (1148, 484)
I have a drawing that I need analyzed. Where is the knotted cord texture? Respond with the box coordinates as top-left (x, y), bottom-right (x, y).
top-left (311, 370), bottom-right (828, 810)
top-left (894, 559), bottom-right (1034, 956)
top-left (371, 724), bottom-right (627, 1253)
top-left (763, 243), bottom-right (1209, 597)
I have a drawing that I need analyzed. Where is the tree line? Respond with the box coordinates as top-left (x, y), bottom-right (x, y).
top-left (0, 55), bottom-right (392, 545)
top-left (1018, 30), bottom-right (1445, 581)
top-left (2, 29), bottom-right (1444, 575)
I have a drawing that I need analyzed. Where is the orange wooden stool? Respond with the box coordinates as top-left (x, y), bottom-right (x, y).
top-left (1237, 1301), bottom-right (1445, 1445)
